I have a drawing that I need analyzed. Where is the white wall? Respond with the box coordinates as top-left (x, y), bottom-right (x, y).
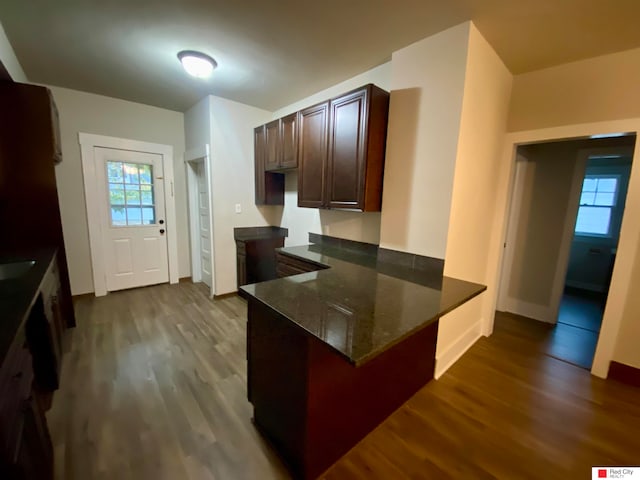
top-left (184, 96), bottom-right (212, 151)
top-left (508, 46), bottom-right (640, 132)
top-left (272, 63), bottom-right (391, 247)
top-left (0, 21), bottom-right (26, 82)
top-left (379, 23), bottom-right (470, 259)
top-left (209, 96), bottom-right (276, 294)
top-left (434, 23), bottom-right (513, 377)
top-left (49, 86), bottom-right (187, 295)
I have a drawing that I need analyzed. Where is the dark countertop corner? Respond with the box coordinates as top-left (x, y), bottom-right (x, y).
top-left (234, 226), bottom-right (288, 241)
top-left (241, 242), bottom-right (486, 366)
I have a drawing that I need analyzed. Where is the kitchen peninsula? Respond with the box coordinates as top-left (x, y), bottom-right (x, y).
top-left (240, 235), bottom-right (486, 479)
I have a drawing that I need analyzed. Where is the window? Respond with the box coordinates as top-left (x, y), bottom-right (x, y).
top-left (574, 175), bottom-right (619, 236)
top-left (107, 161), bottom-right (156, 226)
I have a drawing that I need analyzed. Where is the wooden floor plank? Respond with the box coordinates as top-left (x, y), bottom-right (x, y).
top-left (49, 283), bottom-right (640, 479)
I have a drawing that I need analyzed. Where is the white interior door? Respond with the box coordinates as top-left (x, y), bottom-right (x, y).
top-left (196, 162), bottom-right (213, 288)
top-left (95, 147), bottom-right (169, 291)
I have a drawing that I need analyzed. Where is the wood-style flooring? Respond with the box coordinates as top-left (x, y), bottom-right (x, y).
top-left (49, 282), bottom-right (640, 479)
top-left (535, 292), bottom-right (603, 369)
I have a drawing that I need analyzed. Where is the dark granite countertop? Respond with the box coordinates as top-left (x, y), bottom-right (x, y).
top-left (0, 248), bottom-right (57, 361)
top-left (241, 243), bottom-right (486, 366)
top-left (234, 226), bottom-right (288, 242)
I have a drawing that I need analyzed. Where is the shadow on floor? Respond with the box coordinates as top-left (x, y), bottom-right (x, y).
top-left (546, 290), bottom-right (604, 369)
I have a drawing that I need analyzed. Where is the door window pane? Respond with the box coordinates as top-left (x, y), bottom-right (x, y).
top-left (107, 162), bottom-right (124, 183)
top-left (111, 206), bottom-right (126, 226)
top-left (125, 185), bottom-right (141, 205)
top-left (139, 165), bottom-right (152, 184)
top-left (107, 161), bottom-right (156, 226)
top-left (126, 207), bottom-right (142, 225)
top-left (141, 185), bottom-right (154, 205)
top-left (142, 207), bottom-right (155, 225)
top-left (109, 184), bottom-right (125, 205)
top-left (124, 163), bottom-right (140, 184)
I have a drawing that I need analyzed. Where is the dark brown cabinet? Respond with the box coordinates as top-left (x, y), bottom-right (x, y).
top-left (0, 322), bottom-right (53, 480)
top-left (264, 119), bottom-right (280, 171)
top-left (253, 84), bottom-right (388, 211)
top-left (298, 102), bottom-right (329, 209)
top-left (275, 251), bottom-right (326, 278)
top-left (27, 260), bottom-right (64, 393)
top-left (254, 126), bottom-right (284, 205)
top-left (263, 112), bottom-right (299, 172)
top-left (299, 84), bottom-right (389, 211)
top-left (279, 112), bottom-right (299, 169)
top-left (0, 82), bottom-right (75, 328)
top-left (234, 227), bottom-right (288, 291)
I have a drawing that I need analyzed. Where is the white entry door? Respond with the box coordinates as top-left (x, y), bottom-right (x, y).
top-left (196, 162), bottom-right (213, 287)
top-left (95, 147), bottom-right (169, 291)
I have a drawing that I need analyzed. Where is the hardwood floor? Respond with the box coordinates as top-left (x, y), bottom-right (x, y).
top-left (50, 283), bottom-right (640, 479)
top-left (49, 282), bottom-right (288, 480)
top-left (544, 292), bottom-right (603, 369)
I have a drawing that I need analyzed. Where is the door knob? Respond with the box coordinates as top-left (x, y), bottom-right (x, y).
top-left (160, 229), bottom-right (165, 234)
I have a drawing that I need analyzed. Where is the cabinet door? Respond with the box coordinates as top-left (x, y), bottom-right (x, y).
top-left (280, 112), bottom-right (298, 169)
top-left (264, 119), bottom-right (281, 171)
top-left (298, 102), bottom-right (329, 208)
top-left (237, 253), bottom-right (247, 288)
top-left (254, 126), bottom-right (267, 204)
top-left (326, 87), bottom-right (368, 210)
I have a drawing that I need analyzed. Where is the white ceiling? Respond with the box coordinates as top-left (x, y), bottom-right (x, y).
top-left (2, 0), bottom-right (640, 112)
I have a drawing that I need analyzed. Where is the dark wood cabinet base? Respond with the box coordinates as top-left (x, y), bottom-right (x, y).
top-left (247, 299), bottom-right (438, 479)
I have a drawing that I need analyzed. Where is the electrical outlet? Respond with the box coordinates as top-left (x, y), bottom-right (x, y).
top-left (235, 203), bottom-right (242, 214)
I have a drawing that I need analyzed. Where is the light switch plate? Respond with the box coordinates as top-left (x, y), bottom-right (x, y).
top-left (235, 203), bottom-right (242, 213)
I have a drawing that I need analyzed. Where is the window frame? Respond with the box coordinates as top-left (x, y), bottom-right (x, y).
top-left (574, 173), bottom-right (620, 238)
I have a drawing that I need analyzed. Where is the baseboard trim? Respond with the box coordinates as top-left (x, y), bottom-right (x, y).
top-left (502, 297), bottom-right (555, 324)
top-left (72, 292), bottom-right (95, 302)
top-left (214, 292), bottom-right (238, 300)
top-left (609, 361), bottom-right (640, 387)
top-left (434, 319), bottom-right (483, 380)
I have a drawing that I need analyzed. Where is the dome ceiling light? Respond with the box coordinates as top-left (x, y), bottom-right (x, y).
top-left (178, 50), bottom-right (217, 79)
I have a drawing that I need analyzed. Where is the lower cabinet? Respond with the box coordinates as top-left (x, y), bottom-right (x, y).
top-left (236, 237), bottom-right (286, 289)
top-left (0, 326), bottom-right (53, 480)
top-left (0, 252), bottom-right (64, 479)
top-left (12, 395), bottom-right (54, 480)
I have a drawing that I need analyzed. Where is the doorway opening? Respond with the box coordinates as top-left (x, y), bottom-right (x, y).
top-left (185, 145), bottom-right (215, 298)
top-left (498, 134), bottom-right (636, 369)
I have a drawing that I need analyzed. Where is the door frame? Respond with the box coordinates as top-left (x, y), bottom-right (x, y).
top-left (487, 119), bottom-right (640, 379)
top-left (79, 133), bottom-right (179, 296)
top-left (185, 145), bottom-right (215, 297)
top-left (497, 151), bottom-right (587, 323)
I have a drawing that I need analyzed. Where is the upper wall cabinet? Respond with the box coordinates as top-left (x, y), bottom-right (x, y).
top-left (264, 112), bottom-right (299, 172)
top-left (298, 102), bottom-right (329, 209)
top-left (299, 84), bottom-right (389, 211)
top-left (253, 83), bottom-right (389, 211)
top-left (254, 125), bottom-right (284, 205)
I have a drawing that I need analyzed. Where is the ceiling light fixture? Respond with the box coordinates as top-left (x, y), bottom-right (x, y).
top-left (178, 50), bottom-right (217, 79)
